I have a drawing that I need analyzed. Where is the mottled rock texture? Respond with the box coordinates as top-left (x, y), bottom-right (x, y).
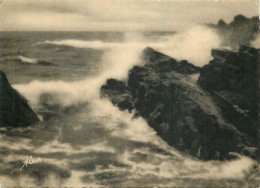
top-left (101, 46), bottom-right (258, 161)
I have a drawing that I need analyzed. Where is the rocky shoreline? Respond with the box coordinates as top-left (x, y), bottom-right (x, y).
top-left (101, 46), bottom-right (258, 161)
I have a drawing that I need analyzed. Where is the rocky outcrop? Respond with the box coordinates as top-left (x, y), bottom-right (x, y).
top-left (198, 45), bottom-right (258, 146)
top-left (207, 15), bottom-right (259, 49)
top-left (101, 47), bottom-right (258, 161)
top-left (101, 79), bottom-right (134, 112)
top-left (0, 71), bottom-right (39, 127)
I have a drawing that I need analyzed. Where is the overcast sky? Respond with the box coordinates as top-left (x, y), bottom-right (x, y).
top-left (0, 0), bottom-right (258, 31)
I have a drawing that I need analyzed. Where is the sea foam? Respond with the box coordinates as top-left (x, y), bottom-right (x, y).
top-left (9, 30), bottom-right (260, 187)
top-left (36, 26), bottom-right (222, 67)
top-left (17, 56), bottom-right (38, 64)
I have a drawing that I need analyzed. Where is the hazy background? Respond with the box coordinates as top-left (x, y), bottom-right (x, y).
top-left (0, 0), bottom-right (258, 31)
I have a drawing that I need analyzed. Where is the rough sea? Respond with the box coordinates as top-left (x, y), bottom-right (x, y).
top-left (0, 31), bottom-right (259, 187)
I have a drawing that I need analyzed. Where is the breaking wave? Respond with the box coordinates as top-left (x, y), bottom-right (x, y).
top-left (8, 55), bottom-right (53, 66)
top-left (16, 56), bottom-right (38, 64)
top-left (9, 29), bottom-right (259, 186)
top-left (18, 27), bottom-right (223, 110)
top-left (14, 35), bottom-right (143, 109)
top-left (36, 26), bottom-right (222, 67)
top-left (36, 40), bottom-right (123, 49)
top-left (251, 34), bottom-right (260, 48)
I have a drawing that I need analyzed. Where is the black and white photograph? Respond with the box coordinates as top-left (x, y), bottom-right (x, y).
top-left (0, 0), bottom-right (259, 187)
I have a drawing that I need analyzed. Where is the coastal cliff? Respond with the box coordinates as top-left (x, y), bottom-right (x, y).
top-left (101, 46), bottom-right (258, 161)
top-left (0, 71), bottom-right (39, 127)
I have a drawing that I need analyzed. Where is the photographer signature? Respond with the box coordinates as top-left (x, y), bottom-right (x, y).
top-left (20, 156), bottom-right (42, 171)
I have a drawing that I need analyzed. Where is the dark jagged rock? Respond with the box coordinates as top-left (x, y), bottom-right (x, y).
top-left (198, 45), bottom-right (258, 144)
top-left (0, 71), bottom-right (39, 127)
top-left (143, 47), bottom-right (200, 74)
top-left (101, 79), bottom-right (127, 93)
top-left (101, 47), bottom-right (258, 161)
top-left (217, 19), bottom-right (227, 27)
top-left (207, 15), bottom-right (259, 49)
top-left (101, 79), bottom-right (134, 112)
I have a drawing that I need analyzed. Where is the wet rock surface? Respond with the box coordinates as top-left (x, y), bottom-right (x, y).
top-left (198, 45), bottom-right (258, 149)
top-left (101, 47), bottom-right (258, 161)
top-left (0, 71), bottom-right (39, 127)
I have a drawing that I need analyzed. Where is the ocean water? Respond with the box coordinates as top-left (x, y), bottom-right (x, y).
top-left (0, 31), bottom-right (259, 187)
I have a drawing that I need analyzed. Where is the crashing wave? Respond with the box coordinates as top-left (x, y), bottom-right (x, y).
top-left (14, 56), bottom-right (53, 66)
top-left (36, 40), bottom-right (122, 49)
top-left (17, 55), bottom-right (38, 64)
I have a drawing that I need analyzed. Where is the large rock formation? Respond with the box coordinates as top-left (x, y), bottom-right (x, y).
top-left (0, 71), bottom-right (39, 127)
top-left (101, 47), bottom-right (258, 161)
top-left (198, 45), bottom-right (258, 147)
top-left (207, 15), bottom-right (259, 49)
